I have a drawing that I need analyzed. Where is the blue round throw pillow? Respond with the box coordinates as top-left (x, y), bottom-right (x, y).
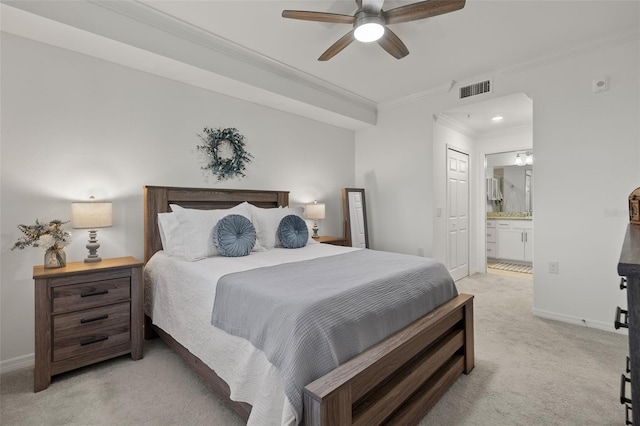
top-left (213, 214), bottom-right (256, 257)
top-left (278, 215), bottom-right (309, 249)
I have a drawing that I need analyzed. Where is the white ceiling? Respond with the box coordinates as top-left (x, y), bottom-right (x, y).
top-left (2, 0), bottom-right (639, 130)
top-left (138, 0), bottom-right (639, 102)
top-left (440, 92), bottom-right (532, 135)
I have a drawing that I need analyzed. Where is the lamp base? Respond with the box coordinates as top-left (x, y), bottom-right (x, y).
top-left (85, 229), bottom-right (103, 263)
top-left (312, 223), bottom-right (319, 238)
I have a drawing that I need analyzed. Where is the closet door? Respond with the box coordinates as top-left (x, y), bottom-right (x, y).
top-left (447, 148), bottom-right (469, 281)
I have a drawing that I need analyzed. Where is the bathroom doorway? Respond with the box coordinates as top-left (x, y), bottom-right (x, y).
top-left (486, 150), bottom-right (533, 278)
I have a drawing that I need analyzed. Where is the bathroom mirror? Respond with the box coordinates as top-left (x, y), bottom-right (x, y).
top-left (486, 151), bottom-right (533, 213)
top-left (342, 188), bottom-right (369, 248)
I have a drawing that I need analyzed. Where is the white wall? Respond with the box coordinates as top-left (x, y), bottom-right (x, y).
top-left (0, 34), bottom-right (355, 366)
top-left (356, 39), bottom-right (639, 332)
top-left (354, 105), bottom-right (436, 256)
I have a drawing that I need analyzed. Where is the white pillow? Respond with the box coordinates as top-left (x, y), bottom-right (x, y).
top-left (157, 212), bottom-right (185, 257)
top-left (250, 204), bottom-right (312, 249)
top-left (171, 203), bottom-right (253, 261)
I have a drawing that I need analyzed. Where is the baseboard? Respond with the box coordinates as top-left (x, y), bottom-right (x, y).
top-left (533, 308), bottom-right (627, 335)
top-left (0, 353), bottom-right (34, 374)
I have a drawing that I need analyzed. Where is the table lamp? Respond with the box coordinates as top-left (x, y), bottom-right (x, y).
top-left (305, 201), bottom-right (325, 238)
top-left (71, 197), bottom-right (113, 263)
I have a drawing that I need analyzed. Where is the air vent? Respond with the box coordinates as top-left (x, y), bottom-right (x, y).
top-left (459, 80), bottom-right (492, 99)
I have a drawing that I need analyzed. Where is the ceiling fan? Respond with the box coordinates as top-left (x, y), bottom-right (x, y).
top-left (282, 0), bottom-right (466, 61)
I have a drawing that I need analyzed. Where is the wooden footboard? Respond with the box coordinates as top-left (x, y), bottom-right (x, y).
top-left (304, 293), bottom-right (474, 426)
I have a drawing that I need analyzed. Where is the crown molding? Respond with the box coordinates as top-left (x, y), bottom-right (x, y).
top-left (378, 82), bottom-right (451, 110)
top-left (501, 27), bottom-right (640, 77)
top-left (433, 113), bottom-right (476, 139)
top-left (383, 28), bottom-right (640, 108)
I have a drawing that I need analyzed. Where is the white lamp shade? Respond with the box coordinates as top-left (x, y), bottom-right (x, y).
top-left (305, 203), bottom-right (326, 220)
top-left (514, 154), bottom-right (524, 166)
top-left (525, 153), bottom-right (533, 165)
top-left (71, 202), bottom-right (113, 229)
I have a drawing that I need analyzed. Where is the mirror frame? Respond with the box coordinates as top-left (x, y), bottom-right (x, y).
top-left (342, 188), bottom-right (369, 248)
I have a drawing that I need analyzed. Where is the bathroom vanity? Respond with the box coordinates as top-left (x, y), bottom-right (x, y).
top-left (487, 214), bottom-right (533, 263)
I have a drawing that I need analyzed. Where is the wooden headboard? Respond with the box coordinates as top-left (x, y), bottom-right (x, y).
top-left (143, 186), bottom-right (289, 263)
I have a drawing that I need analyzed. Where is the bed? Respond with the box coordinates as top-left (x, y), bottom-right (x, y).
top-left (143, 185), bottom-right (474, 425)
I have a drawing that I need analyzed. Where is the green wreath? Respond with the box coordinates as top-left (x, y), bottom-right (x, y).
top-left (196, 127), bottom-right (252, 181)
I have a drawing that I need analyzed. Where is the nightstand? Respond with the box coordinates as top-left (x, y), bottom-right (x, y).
top-left (33, 256), bottom-right (143, 392)
top-left (313, 236), bottom-right (349, 246)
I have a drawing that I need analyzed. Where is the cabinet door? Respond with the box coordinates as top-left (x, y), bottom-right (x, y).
top-left (524, 230), bottom-right (533, 262)
top-left (498, 228), bottom-right (525, 261)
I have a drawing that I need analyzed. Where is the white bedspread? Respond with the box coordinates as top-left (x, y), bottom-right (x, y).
top-left (144, 243), bottom-right (358, 426)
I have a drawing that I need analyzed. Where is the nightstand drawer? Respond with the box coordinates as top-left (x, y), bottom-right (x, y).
top-left (52, 278), bottom-right (130, 314)
top-left (53, 302), bottom-right (130, 341)
top-left (53, 309), bottom-right (131, 361)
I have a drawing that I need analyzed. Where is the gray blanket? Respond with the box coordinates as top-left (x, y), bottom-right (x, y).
top-left (211, 249), bottom-right (457, 423)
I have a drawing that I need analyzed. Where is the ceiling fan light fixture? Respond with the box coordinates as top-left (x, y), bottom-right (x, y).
top-left (354, 15), bottom-right (385, 42)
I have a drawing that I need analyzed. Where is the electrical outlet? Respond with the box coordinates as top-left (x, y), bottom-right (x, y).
top-left (549, 261), bottom-right (559, 274)
top-left (592, 76), bottom-right (610, 93)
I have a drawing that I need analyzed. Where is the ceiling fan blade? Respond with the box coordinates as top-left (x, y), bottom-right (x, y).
top-left (318, 31), bottom-right (355, 61)
top-left (377, 27), bottom-right (409, 59)
top-left (361, 0), bottom-right (385, 13)
top-left (383, 0), bottom-right (465, 25)
top-left (282, 10), bottom-right (355, 24)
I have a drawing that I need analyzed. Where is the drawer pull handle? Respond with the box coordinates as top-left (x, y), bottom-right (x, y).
top-left (80, 314), bottom-right (108, 324)
top-left (625, 404), bottom-right (633, 425)
top-left (615, 307), bottom-right (629, 329)
top-left (80, 336), bottom-right (108, 346)
top-left (621, 374), bottom-right (632, 405)
top-left (628, 356), bottom-right (632, 374)
top-left (80, 289), bottom-right (109, 298)
top-left (621, 277), bottom-right (628, 290)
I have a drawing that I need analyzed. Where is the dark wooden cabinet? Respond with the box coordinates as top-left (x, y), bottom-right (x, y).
top-left (33, 256), bottom-right (143, 392)
top-left (618, 225), bottom-right (640, 424)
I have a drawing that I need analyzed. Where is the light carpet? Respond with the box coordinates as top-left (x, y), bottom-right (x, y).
top-left (1, 273), bottom-right (628, 425)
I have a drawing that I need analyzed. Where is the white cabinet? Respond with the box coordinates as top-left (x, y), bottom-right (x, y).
top-left (523, 227), bottom-right (533, 262)
top-left (486, 220), bottom-right (497, 258)
top-left (496, 220), bottom-right (533, 262)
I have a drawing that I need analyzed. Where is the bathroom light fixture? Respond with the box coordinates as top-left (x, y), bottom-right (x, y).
top-left (353, 15), bottom-right (385, 42)
top-left (514, 151), bottom-right (533, 166)
top-left (525, 152), bottom-right (533, 165)
top-left (71, 197), bottom-right (113, 263)
top-left (514, 153), bottom-right (524, 166)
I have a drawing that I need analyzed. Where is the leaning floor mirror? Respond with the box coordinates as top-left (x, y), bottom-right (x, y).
top-left (342, 188), bottom-right (369, 248)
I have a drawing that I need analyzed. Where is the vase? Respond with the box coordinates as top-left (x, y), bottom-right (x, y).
top-left (44, 248), bottom-right (66, 269)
